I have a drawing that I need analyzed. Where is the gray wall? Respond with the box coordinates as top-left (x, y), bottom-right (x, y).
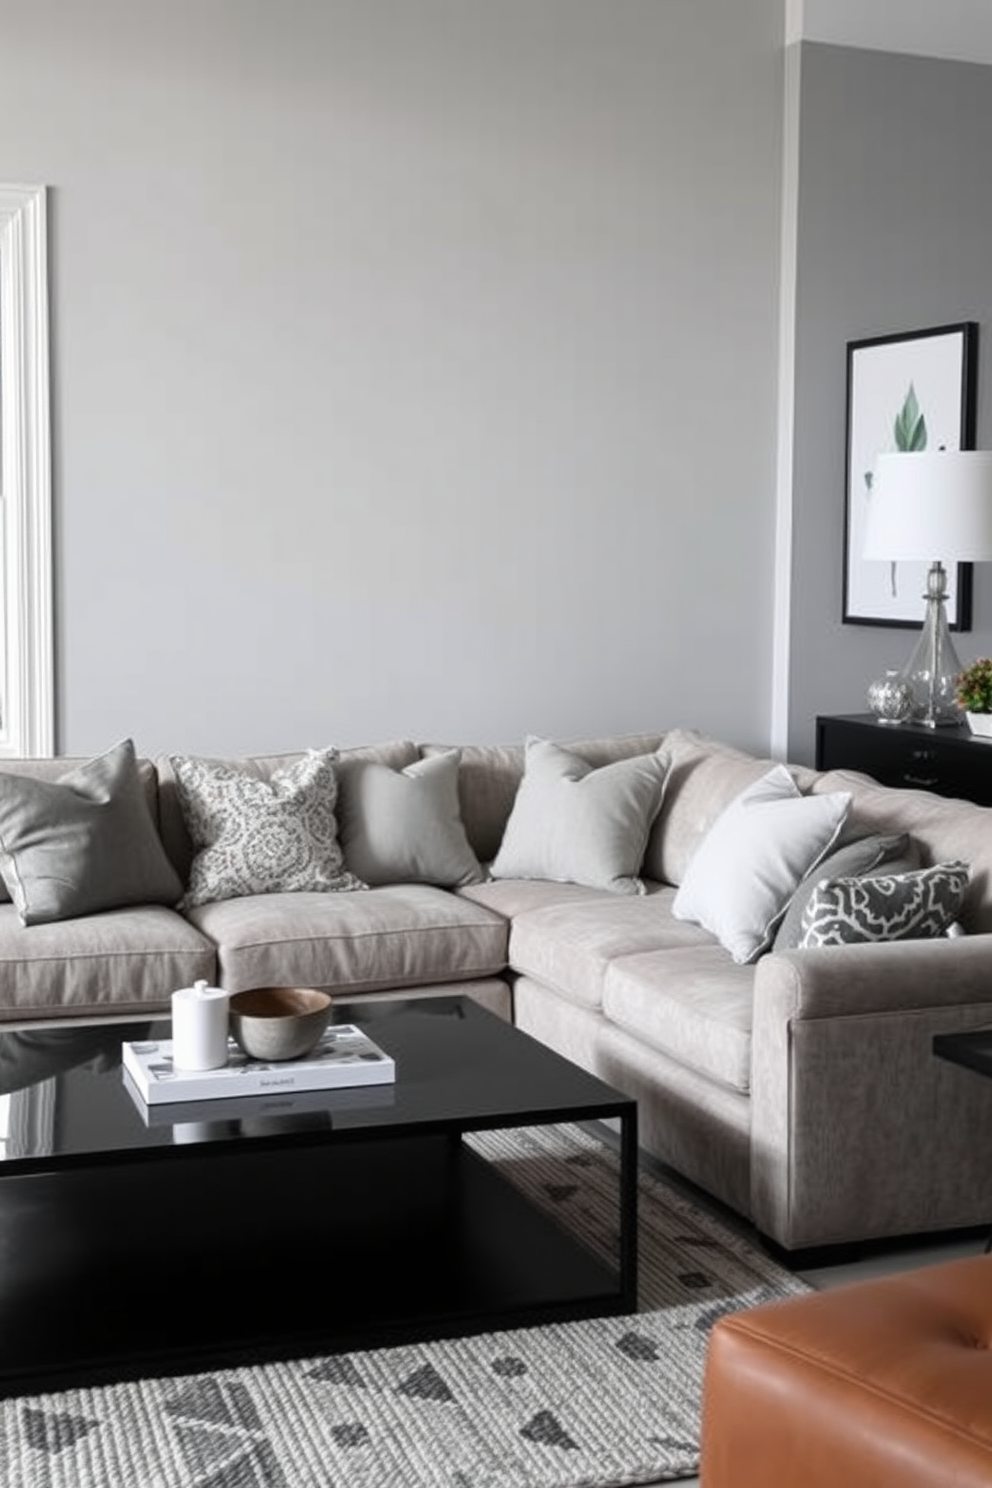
top-left (0, 0), bottom-right (785, 758)
top-left (788, 41), bottom-right (992, 763)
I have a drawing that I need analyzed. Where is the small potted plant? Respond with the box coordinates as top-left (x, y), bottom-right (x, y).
top-left (955, 657), bottom-right (992, 737)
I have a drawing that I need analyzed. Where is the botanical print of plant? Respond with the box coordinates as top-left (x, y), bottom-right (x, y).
top-left (864, 383), bottom-right (928, 597)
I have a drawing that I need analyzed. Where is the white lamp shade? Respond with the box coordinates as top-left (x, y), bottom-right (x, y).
top-left (863, 450), bottom-right (992, 563)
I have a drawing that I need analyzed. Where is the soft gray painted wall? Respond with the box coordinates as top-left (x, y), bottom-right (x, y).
top-left (788, 41), bottom-right (992, 764)
top-left (0, 0), bottom-right (785, 758)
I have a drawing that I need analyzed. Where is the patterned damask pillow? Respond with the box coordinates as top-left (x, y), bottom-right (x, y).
top-left (171, 749), bottom-right (365, 908)
top-left (798, 861), bottom-right (969, 948)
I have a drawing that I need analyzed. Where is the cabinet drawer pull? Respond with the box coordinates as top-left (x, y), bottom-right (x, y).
top-left (902, 772), bottom-right (939, 788)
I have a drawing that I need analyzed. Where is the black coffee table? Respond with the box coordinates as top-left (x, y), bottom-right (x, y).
top-left (933, 1023), bottom-right (992, 1253)
top-left (0, 995), bottom-right (637, 1397)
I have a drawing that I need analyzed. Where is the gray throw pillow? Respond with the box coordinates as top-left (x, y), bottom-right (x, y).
top-left (171, 748), bottom-right (365, 908)
top-left (489, 737), bottom-right (670, 896)
top-left (336, 750), bottom-right (484, 888)
top-left (773, 832), bottom-right (914, 951)
top-left (0, 738), bottom-right (183, 925)
top-left (798, 861), bottom-right (970, 947)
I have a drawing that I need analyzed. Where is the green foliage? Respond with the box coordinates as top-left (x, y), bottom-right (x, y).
top-left (956, 657), bottom-right (992, 713)
top-left (893, 384), bottom-right (927, 452)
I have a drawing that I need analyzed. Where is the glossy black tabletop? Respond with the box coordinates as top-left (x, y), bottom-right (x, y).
top-left (0, 995), bottom-right (632, 1172)
top-left (933, 1024), bottom-right (992, 1081)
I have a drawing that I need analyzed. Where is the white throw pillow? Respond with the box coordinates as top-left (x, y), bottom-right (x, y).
top-left (489, 736), bottom-right (670, 896)
top-left (336, 750), bottom-right (484, 888)
top-left (671, 764), bottom-right (851, 964)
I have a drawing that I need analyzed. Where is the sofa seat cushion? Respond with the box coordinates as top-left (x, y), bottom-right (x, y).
top-left (508, 888), bottom-right (713, 1011)
top-left (458, 877), bottom-right (630, 920)
top-left (186, 884), bottom-right (509, 995)
top-left (0, 903), bottom-right (216, 1020)
top-left (602, 946), bottom-right (755, 1093)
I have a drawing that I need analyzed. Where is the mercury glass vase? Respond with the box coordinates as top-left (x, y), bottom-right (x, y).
top-left (866, 670), bottom-right (914, 726)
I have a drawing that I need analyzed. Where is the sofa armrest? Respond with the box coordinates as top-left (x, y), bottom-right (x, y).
top-left (756, 935), bottom-right (992, 1020)
top-left (749, 937), bottom-right (992, 1250)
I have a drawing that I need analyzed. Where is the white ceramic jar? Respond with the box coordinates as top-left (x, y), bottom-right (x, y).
top-left (171, 980), bottom-right (230, 1070)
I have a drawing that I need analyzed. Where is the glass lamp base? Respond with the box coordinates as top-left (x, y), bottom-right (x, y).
top-left (900, 588), bottom-right (965, 728)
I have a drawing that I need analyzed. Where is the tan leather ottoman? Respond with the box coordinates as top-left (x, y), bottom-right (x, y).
top-left (699, 1253), bottom-right (992, 1487)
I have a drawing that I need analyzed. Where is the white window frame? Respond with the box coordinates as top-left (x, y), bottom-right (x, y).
top-left (0, 183), bottom-right (53, 757)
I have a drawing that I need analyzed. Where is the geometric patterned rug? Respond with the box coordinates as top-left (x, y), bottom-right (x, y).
top-left (0, 1122), bottom-right (810, 1488)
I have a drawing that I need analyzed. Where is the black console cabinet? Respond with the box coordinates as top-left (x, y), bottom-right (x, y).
top-left (815, 713), bottom-right (992, 807)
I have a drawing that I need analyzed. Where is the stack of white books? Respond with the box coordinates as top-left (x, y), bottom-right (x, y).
top-left (122, 1023), bottom-right (396, 1106)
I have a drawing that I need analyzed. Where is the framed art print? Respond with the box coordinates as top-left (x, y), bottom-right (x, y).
top-left (843, 321), bottom-right (977, 629)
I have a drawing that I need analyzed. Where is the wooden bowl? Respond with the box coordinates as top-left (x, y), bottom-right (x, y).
top-left (228, 987), bottom-right (333, 1062)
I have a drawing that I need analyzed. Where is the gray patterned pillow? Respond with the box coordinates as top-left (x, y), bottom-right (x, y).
top-left (171, 749), bottom-right (365, 908)
top-left (773, 831), bottom-right (914, 951)
top-left (798, 861), bottom-right (970, 948)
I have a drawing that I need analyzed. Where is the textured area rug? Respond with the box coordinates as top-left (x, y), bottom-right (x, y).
top-left (0, 1122), bottom-right (808, 1488)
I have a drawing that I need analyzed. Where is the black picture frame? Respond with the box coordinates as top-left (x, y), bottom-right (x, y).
top-left (843, 321), bottom-right (978, 630)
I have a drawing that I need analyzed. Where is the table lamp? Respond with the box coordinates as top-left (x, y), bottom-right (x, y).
top-left (863, 450), bottom-right (992, 727)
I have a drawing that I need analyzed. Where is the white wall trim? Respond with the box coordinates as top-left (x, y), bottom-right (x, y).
top-left (770, 42), bottom-right (801, 760)
top-left (785, 0), bottom-right (804, 48)
top-left (0, 184), bottom-right (54, 758)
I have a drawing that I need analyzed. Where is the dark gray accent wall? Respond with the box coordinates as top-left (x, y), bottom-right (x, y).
top-left (789, 41), bottom-right (992, 764)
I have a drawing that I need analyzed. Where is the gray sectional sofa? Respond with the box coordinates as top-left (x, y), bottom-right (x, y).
top-left (0, 725), bottom-right (991, 1255)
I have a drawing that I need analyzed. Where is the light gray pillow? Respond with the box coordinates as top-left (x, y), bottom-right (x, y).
top-left (171, 747), bottom-right (365, 909)
top-left (336, 750), bottom-right (484, 888)
top-left (671, 764), bottom-right (852, 964)
top-left (489, 737), bottom-right (670, 896)
top-left (773, 832), bottom-right (914, 951)
top-left (798, 861), bottom-right (970, 947)
top-left (0, 738), bottom-right (183, 925)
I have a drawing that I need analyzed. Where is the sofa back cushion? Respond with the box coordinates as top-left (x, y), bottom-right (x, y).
top-left (421, 732), bottom-right (667, 865)
top-left (155, 740), bottom-right (419, 886)
top-left (812, 768), bottom-right (992, 933)
top-left (644, 729), bottom-right (819, 886)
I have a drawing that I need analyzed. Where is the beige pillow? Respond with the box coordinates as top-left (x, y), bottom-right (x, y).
top-left (490, 737), bottom-right (670, 896)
